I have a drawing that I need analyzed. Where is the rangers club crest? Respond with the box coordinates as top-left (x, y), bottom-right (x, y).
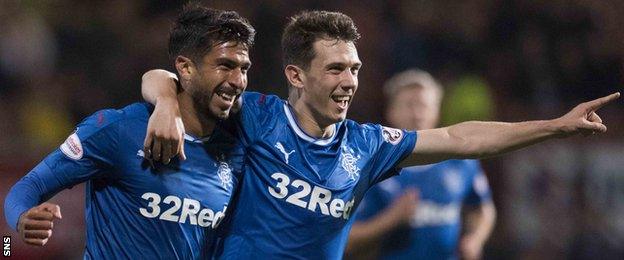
top-left (341, 146), bottom-right (361, 180)
top-left (217, 160), bottom-right (233, 190)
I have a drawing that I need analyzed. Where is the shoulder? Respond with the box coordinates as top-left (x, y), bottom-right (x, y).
top-left (241, 91), bottom-right (284, 111)
top-left (346, 121), bottom-right (407, 145)
top-left (75, 102), bottom-right (151, 139)
top-left (238, 92), bottom-right (286, 130)
top-left (344, 120), bottom-right (378, 137)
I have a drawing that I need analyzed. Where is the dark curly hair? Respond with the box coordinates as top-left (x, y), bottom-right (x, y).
top-left (169, 3), bottom-right (255, 63)
top-left (282, 10), bottom-right (360, 70)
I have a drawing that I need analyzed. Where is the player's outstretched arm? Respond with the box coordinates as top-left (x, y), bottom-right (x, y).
top-left (17, 203), bottom-right (62, 246)
top-left (399, 92), bottom-right (620, 166)
top-left (141, 69), bottom-right (186, 164)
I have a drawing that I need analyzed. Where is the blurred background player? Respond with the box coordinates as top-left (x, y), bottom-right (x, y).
top-left (3, 5), bottom-right (252, 258)
top-left (346, 69), bottom-right (496, 260)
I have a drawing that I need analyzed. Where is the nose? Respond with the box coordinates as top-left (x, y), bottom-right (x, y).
top-left (340, 70), bottom-right (357, 91)
top-left (228, 69), bottom-right (246, 90)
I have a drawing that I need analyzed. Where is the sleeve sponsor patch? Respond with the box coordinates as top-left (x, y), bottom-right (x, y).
top-left (60, 132), bottom-right (84, 160)
top-left (381, 126), bottom-right (404, 145)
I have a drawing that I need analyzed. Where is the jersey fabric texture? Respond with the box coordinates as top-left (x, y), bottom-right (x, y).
top-left (4, 103), bottom-right (244, 259)
top-left (355, 160), bottom-right (492, 260)
top-left (216, 92), bottom-right (417, 259)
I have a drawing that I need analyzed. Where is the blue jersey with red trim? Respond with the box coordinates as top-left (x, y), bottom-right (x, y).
top-left (216, 92), bottom-right (417, 259)
top-left (4, 103), bottom-right (244, 259)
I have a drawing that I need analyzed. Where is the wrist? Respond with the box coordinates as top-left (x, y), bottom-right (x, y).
top-left (155, 96), bottom-right (180, 108)
top-left (546, 118), bottom-right (568, 138)
top-left (16, 211), bottom-right (27, 233)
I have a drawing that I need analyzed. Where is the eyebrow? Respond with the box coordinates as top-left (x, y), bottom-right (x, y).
top-left (215, 57), bottom-right (252, 68)
top-left (324, 62), bottom-right (362, 69)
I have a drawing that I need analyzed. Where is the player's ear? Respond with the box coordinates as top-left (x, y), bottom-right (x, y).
top-left (175, 55), bottom-right (195, 81)
top-left (285, 64), bottom-right (305, 89)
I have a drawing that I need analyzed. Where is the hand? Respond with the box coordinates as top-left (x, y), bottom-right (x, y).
top-left (554, 92), bottom-right (620, 137)
top-left (17, 203), bottom-right (62, 246)
top-left (143, 97), bottom-right (186, 164)
top-left (459, 235), bottom-right (483, 260)
top-left (386, 189), bottom-right (419, 226)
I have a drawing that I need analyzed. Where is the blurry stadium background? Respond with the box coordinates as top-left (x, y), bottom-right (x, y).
top-left (1, 0), bottom-right (623, 259)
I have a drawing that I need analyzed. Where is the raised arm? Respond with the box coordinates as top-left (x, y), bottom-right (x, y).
top-left (141, 69), bottom-right (186, 163)
top-left (4, 163), bottom-right (64, 246)
top-left (399, 92), bottom-right (620, 167)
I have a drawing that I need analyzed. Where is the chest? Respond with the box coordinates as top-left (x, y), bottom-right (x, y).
top-left (253, 132), bottom-right (376, 187)
top-left (96, 141), bottom-right (240, 228)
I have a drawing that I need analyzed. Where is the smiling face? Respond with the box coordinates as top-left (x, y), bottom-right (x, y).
top-left (179, 41), bottom-right (251, 120)
top-left (298, 39), bottom-right (361, 127)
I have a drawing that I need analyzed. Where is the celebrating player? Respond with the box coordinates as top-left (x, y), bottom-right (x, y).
top-left (4, 5), bottom-right (253, 258)
top-left (346, 69), bottom-right (496, 260)
top-left (141, 10), bottom-right (619, 259)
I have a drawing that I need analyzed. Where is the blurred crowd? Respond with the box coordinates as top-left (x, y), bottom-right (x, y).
top-left (1, 0), bottom-right (622, 259)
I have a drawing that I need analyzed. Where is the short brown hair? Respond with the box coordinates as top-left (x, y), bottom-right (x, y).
top-left (281, 10), bottom-right (360, 70)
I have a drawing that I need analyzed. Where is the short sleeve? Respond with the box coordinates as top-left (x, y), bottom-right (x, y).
top-left (365, 124), bottom-right (417, 185)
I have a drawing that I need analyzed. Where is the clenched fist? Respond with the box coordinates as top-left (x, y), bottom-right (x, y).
top-left (17, 202), bottom-right (62, 246)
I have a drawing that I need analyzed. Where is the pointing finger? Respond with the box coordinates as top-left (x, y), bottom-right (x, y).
top-left (586, 92), bottom-right (620, 111)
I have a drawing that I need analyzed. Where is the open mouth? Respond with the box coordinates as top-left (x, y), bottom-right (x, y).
top-left (331, 95), bottom-right (351, 110)
top-left (218, 92), bottom-right (236, 102)
top-left (214, 85), bottom-right (242, 105)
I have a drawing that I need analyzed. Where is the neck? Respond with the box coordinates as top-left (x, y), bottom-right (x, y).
top-left (288, 95), bottom-right (335, 139)
top-left (178, 91), bottom-right (216, 138)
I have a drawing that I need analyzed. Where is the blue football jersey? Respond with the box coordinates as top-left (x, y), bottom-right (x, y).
top-left (4, 103), bottom-right (244, 259)
top-left (355, 160), bottom-right (492, 260)
top-left (216, 92), bottom-right (417, 259)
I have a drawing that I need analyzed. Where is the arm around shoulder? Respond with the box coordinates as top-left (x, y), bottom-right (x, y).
top-left (141, 69), bottom-right (179, 105)
top-left (140, 69), bottom-right (186, 163)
